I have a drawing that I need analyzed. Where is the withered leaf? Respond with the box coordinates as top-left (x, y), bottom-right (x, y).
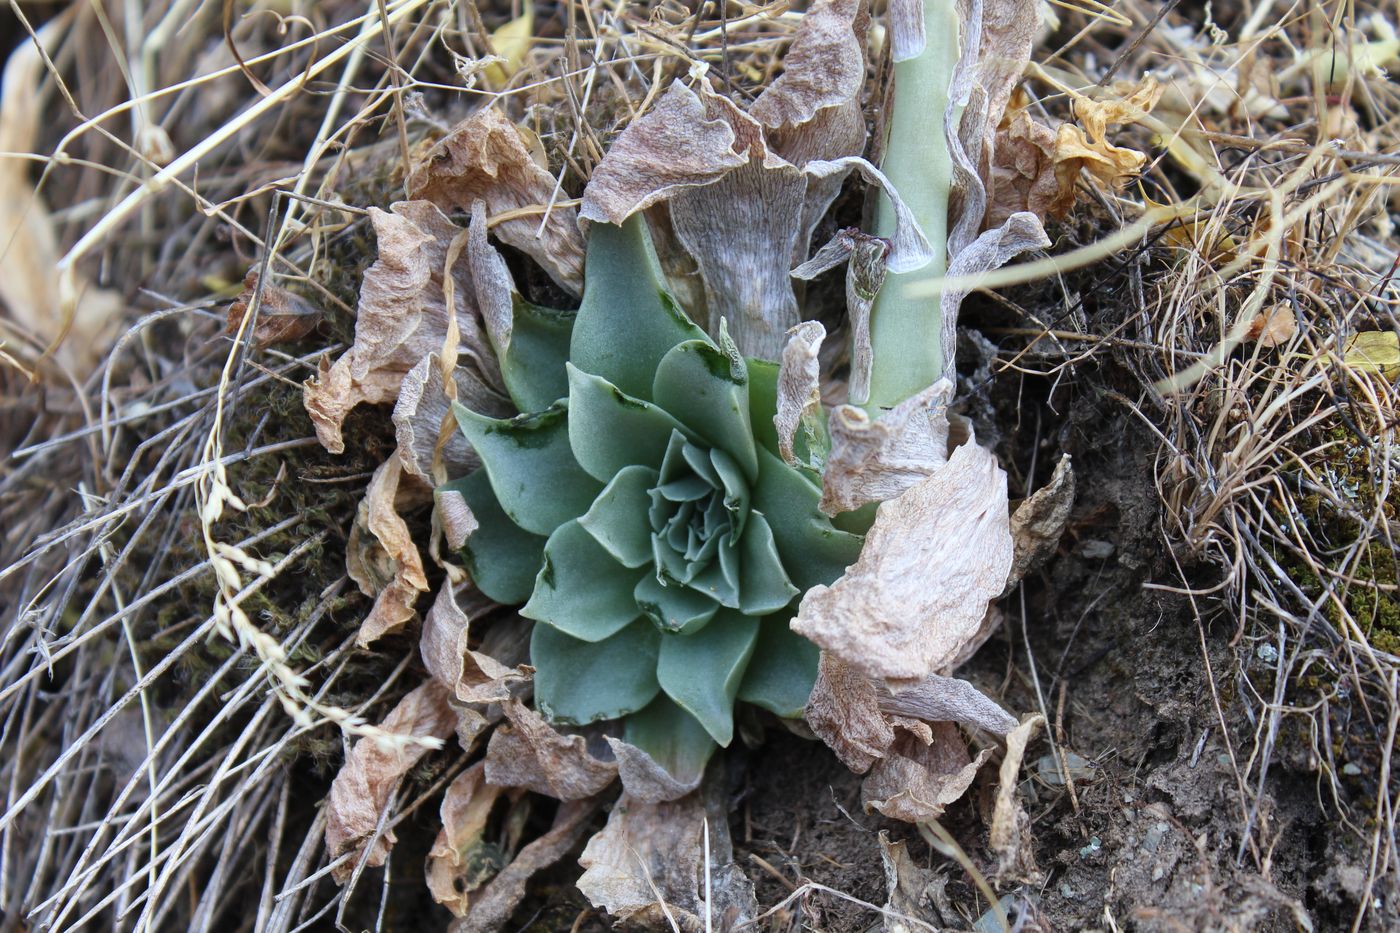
top-left (325, 681), bottom-right (457, 882)
top-left (483, 699), bottom-right (616, 800)
top-left (774, 321), bottom-right (826, 466)
top-left (346, 457), bottom-right (430, 647)
top-left (427, 763), bottom-right (515, 917)
top-left (577, 784), bottom-right (755, 928)
top-left (303, 201), bottom-right (506, 456)
top-left (990, 714), bottom-right (1045, 882)
top-left (879, 673), bottom-right (1018, 735)
top-left (797, 437), bottom-right (1013, 687)
top-left (1004, 454), bottom-right (1074, 593)
top-left (420, 584), bottom-right (529, 705)
top-left (452, 799), bottom-right (601, 932)
top-left (225, 268), bottom-right (322, 349)
top-left (821, 379), bottom-right (953, 515)
top-left (804, 652), bottom-right (895, 773)
top-left (408, 108), bottom-right (584, 293)
top-left (863, 722), bottom-right (991, 823)
top-left (605, 736), bottom-right (704, 803)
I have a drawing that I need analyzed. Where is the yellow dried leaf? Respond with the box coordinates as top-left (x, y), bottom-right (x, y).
top-left (482, 1), bottom-right (534, 89)
top-left (1245, 303), bottom-right (1297, 349)
top-left (1344, 331), bottom-right (1400, 379)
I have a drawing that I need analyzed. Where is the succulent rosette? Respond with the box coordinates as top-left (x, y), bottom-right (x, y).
top-left (443, 217), bottom-right (863, 779)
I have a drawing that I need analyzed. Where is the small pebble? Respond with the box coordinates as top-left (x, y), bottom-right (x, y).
top-left (1256, 643), bottom-right (1279, 663)
top-left (1078, 836), bottom-right (1102, 859)
top-left (1343, 762), bottom-right (1362, 776)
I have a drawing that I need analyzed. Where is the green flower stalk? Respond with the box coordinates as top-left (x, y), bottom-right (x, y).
top-left (443, 217), bottom-right (863, 779)
top-left (866, 0), bottom-right (961, 411)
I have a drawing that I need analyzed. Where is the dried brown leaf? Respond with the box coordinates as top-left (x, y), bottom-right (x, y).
top-left (821, 379), bottom-right (953, 515)
top-left (1245, 303), bottom-right (1297, 348)
top-left (421, 584), bottom-right (529, 705)
top-left (394, 352), bottom-right (479, 484)
top-left (426, 763), bottom-right (515, 917)
top-left (774, 321), bottom-right (825, 465)
top-left (303, 201), bottom-right (507, 455)
top-left (579, 82), bottom-right (755, 224)
top-left (804, 652), bottom-right (895, 773)
top-left (325, 681), bottom-right (457, 882)
top-left (797, 438), bottom-right (1013, 687)
top-left (1052, 78), bottom-right (1164, 209)
top-left (0, 22), bottom-right (121, 377)
top-left (451, 798), bottom-right (601, 933)
top-left (1004, 454), bottom-right (1074, 592)
top-left (605, 736), bottom-right (705, 803)
top-left (409, 109), bottom-right (583, 293)
top-left (863, 722), bottom-right (990, 823)
top-left (225, 268), bottom-right (322, 350)
top-left (880, 831), bottom-right (942, 932)
top-left (483, 699), bottom-right (616, 800)
top-left (879, 673), bottom-right (1018, 734)
top-left (347, 457), bottom-right (430, 647)
top-left (987, 96), bottom-right (1064, 226)
top-left (990, 713), bottom-right (1045, 882)
top-left (577, 783), bottom-right (755, 928)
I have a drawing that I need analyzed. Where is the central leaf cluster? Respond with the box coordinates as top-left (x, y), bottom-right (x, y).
top-left (444, 217), bottom-right (864, 779)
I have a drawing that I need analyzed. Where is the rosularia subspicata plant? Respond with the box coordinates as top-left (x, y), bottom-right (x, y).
top-left (443, 217), bottom-right (864, 779)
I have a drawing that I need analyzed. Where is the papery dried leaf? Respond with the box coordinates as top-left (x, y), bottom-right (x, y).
top-left (749, 0), bottom-right (865, 131)
top-left (438, 487), bottom-right (478, 552)
top-left (947, 603), bottom-right (1004, 672)
top-left (798, 438), bottom-right (1013, 686)
top-left (577, 784), bottom-right (755, 928)
top-left (225, 268), bottom-right (322, 349)
top-left (887, 0), bottom-right (926, 61)
top-left (484, 699), bottom-right (616, 800)
top-left (394, 352), bottom-right (480, 483)
top-left (347, 457), bottom-right (430, 647)
top-left (427, 763), bottom-right (514, 917)
top-left (421, 584), bottom-right (529, 705)
top-left (975, 0), bottom-right (1044, 179)
top-left (775, 321), bottom-right (826, 465)
top-left (325, 681), bottom-right (456, 882)
top-left (1052, 78), bottom-right (1164, 209)
top-left (408, 109), bottom-right (583, 293)
top-left (579, 82), bottom-right (755, 224)
top-left (990, 714), bottom-right (1044, 882)
top-left (879, 673), bottom-right (1018, 734)
top-left (452, 799), bottom-right (601, 933)
top-left (303, 201), bottom-right (506, 455)
top-left (937, 213), bottom-right (1049, 375)
top-left (804, 652), bottom-right (895, 773)
top-left (863, 722), bottom-right (990, 822)
top-left (671, 158), bottom-right (807, 358)
top-left (1005, 454), bottom-right (1074, 592)
top-left (605, 736), bottom-right (705, 804)
top-left (881, 832), bottom-right (943, 932)
top-left (821, 379), bottom-right (952, 514)
top-left (987, 98), bottom-right (1063, 226)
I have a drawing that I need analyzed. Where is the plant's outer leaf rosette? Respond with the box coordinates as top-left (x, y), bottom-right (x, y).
top-left (443, 216), bottom-right (864, 782)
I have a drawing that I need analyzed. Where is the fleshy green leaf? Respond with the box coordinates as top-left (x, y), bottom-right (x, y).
top-left (578, 465), bottom-right (657, 568)
top-left (745, 356), bottom-right (828, 470)
top-left (532, 619), bottom-right (661, 724)
top-left (709, 446), bottom-right (749, 539)
top-left (736, 614), bottom-right (819, 718)
top-left (522, 520), bottom-right (644, 641)
top-left (623, 695), bottom-right (717, 785)
top-left (445, 471), bottom-right (546, 604)
top-left (500, 298), bottom-right (575, 412)
top-left (653, 338), bottom-right (758, 480)
top-left (635, 573), bottom-right (720, 634)
top-left (570, 216), bottom-right (706, 400)
top-left (454, 402), bottom-right (602, 536)
top-left (656, 609), bottom-right (759, 745)
top-left (745, 358), bottom-right (783, 461)
top-left (751, 446), bottom-right (864, 592)
top-left (737, 512), bottom-right (798, 615)
top-left (566, 365), bottom-right (687, 481)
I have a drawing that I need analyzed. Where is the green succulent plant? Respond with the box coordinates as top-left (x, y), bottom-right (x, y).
top-left (442, 216), bottom-right (864, 778)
